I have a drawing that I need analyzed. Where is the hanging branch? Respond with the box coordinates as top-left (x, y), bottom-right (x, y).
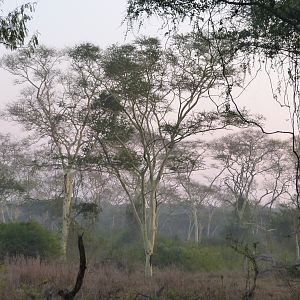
top-left (206, 14), bottom-right (300, 209)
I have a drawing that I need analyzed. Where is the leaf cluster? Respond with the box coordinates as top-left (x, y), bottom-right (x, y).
top-left (127, 0), bottom-right (300, 57)
top-left (0, 2), bottom-right (38, 50)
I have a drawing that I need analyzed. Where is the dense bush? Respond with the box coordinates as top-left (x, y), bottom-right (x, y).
top-left (66, 226), bottom-right (145, 270)
top-left (154, 237), bottom-right (242, 271)
top-left (0, 221), bottom-right (60, 259)
top-left (67, 227), bottom-right (243, 272)
top-left (95, 229), bottom-right (144, 269)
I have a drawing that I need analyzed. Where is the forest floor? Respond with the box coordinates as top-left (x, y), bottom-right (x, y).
top-left (0, 257), bottom-right (299, 299)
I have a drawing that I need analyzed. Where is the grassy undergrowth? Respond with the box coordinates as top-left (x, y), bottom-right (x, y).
top-left (0, 256), bottom-right (298, 299)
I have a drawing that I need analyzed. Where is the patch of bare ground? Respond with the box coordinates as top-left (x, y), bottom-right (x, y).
top-left (0, 257), bottom-right (298, 299)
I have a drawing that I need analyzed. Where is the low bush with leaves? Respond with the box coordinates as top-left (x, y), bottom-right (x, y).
top-left (0, 221), bottom-right (60, 259)
top-left (154, 237), bottom-right (242, 271)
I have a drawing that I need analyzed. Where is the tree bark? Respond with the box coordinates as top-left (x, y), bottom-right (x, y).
top-left (187, 217), bottom-right (193, 241)
top-left (58, 234), bottom-right (86, 300)
top-left (1, 206), bottom-right (5, 223)
top-left (296, 232), bottom-right (300, 260)
top-left (193, 206), bottom-right (199, 243)
top-left (142, 189), bottom-right (157, 277)
top-left (145, 251), bottom-right (153, 277)
top-left (207, 206), bottom-right (215, 237)
top-left (61, 169), bottom-right (74, 258)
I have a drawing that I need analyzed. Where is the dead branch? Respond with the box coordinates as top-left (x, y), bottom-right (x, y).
top-left (58, 234), bottom-right (86, 300)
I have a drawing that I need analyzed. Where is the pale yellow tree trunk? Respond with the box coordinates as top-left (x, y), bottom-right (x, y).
top-left (144, 244), bottom-right (154, 277)
top-left (141, 190), bottom-right (157, 277)
top-left (192, 205), bottom-right (199, 243)
top-left (187, 217), bottom-right (193, 240)
top-left (1, 206), bottom-right (5, 223)
top-left (296, 232), bottom-right (300, 260)
top-left (61, 169), bottom-right (74, 258)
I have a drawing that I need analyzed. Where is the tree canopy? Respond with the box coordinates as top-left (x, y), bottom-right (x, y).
top-left (0, 1), bottom-right (37, 50)
top-left (127, 0), bottom-right (300, 57)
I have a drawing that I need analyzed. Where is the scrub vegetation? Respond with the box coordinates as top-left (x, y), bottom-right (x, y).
top-left (1, 0), bottom-right (300, 298)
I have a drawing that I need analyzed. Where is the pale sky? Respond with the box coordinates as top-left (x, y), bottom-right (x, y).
top-left (0, 0), bottom-right (293, 137)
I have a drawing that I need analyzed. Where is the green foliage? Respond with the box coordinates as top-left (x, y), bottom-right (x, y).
top-left (106, 234), bottom-right (144, 269)
top-left (69, 228), bottom-right (144, 269)
top-left (68, 42), bottom-right (101, 62)
top-left (103, 37), bottom-right (162, 100)
top-left (126, 0), bottom-right (300, 57)
top-left (92, 92), bottom-right (123, 113)
top-left (0, 171), bottom-right (25, 198)
top-left (0, 2), bottom-right (38, 50)
top-left (113, 148), bottom-right (142, 171)
top-left (154, 237), bottom-right (242, 271)
top-left (223, 220), bottom-right (251, 241)
top-left (89, 92), bottom-right (134, 143)
top-left (18, 283), bottom-right (42, 300)
top-left (0, 221), bottom-right (60, 259)
top-left (73, 202), bottom-right (101, 219)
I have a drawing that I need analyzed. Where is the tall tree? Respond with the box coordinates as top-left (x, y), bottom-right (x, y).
top-left (211, 129), bottom-right (290, 224)
top-left (167, 141), bottom-right (221, 243)
top-left (0, 44), bottom-right (104, 257)
top-left (0, 134), bottom-right (28, 222)
top-left (126, 0), bottom-right (300, 207)
top-left (88, 35), bottom-right (237, 276)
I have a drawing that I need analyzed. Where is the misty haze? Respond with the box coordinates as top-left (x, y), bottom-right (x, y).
top-left (0, 0), bottom-right (299, 299)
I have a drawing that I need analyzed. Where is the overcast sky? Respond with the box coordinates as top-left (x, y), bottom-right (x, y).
top-left (0, 0), bottom-right (293, 137)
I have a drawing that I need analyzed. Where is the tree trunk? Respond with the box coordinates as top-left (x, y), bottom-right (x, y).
top-left (296, 232), bottom-right (300, 260)
top-left (236, 196), bottom-right (247, 224)
top-left (212, 226), bottom-right (218, 236)
top-left (207, 218), bottom-right (211, 237)
top-left (145, 251), bottom-right (153, 277)
top-left (207, 206), bottom-right (215, 237)
top-left (61, 169), bottom-right (74, 258)
top-left (143, 189), bottom-right (157, 277)
top-left (193, 206), bottom-right (199, 243)
top-left (111, 215), bottom-right (115, 231)
top-left (1, 206), bottom-right (5, 223)
top-left (187, 217), bottom-right (193, 241)
top-left (198, 222), bottom-right (203, 244)
top-left (7, 205), bottom-right (14, 222)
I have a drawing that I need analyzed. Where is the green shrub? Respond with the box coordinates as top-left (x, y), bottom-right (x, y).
top-left (154, 237), bottom-right (242, 272)
top-left (0, 221), bottom-right (60, 259)
top-left (105, 230), bottom-right (144, 269)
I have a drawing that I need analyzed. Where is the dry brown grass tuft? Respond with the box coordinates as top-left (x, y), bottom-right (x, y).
top-left (0, 257), bottom-right (298, 299)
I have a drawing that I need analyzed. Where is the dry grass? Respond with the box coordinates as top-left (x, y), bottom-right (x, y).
top-left (0, 256), bottom-right (299, 299)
